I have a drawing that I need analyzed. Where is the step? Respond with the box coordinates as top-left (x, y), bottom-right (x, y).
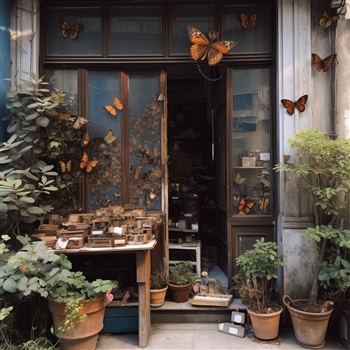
top-left (151, 298), bottom-right (248, 324)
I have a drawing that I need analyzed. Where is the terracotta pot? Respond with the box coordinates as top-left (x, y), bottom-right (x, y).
top-left (247, 305), bottom-right (283, 340)
top-left (150, 285), bottom-right (168, 307)
top-left (168, 282), bottom-right (191, 303)
top-left (283, 295), bottom-right (334, 349)
top-left (49, 295), bottom-right (108, 350)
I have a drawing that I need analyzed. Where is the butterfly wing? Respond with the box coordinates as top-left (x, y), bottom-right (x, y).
top-left (66, 160), bottom-right (72, 172)
top-left (244, 201), bottom-right (256, 214)
top-left (70, 23), bottom-right (84, 39)
top-left (73, 117), bottom-right (89, 129)
top-left (240, 14), bottom-right (249, 29)
top-left (59, 160), bottom-right (66, 173)
top-left (207, 47), bottom-right (223, 66)
top-left (59, 19), bottom-right (71, 39)
top-left (104, 129), bottom-right (117, 144)
top-left (238, 198), bottom-right (246, 212)
top-left (295, 95), bottom-right (308, 113)
top-left (208, 41), bottom-right (238, 66)
top-left (321, 54), bottom-right (337, 72)
top-left (281, 99), bottom-right (296, 115)
top-left (104, 105), bottom-right (117, 116)
top-left (312, 53), bottom-right (323, 71)
top-left (81, 131), bottom-right (90, 147)
top-left (86, 159), bottom-right (98, 173)
top-left (187, 27), bottom-right (210, 45)
top-left (113, 97), bottom-right (123, 111)
top-left (80, 152), bottom-right (88, 170)
top-left (249, 14), bottom-right (257, 27)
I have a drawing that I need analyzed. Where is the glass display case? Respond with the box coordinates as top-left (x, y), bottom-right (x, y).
top-left (230, 68), bottom-right (272, 217)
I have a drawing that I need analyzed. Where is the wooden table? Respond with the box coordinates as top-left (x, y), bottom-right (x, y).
top-left (52, 240), bottom-right (157, 347)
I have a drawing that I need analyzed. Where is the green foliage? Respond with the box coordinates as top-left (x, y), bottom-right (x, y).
top-left (236, 238), bottom-right (285, 313)
top-left (150, 259), bottom-right (168, 289)
top-left (169, 261), bottom-right (196, 285)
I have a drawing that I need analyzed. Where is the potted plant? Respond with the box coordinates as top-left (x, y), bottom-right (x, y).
top-left (274, 128), bottom-right (350, 348)
top-left (150, 259), bottom-right (168, 307)
top-left (236, 238), bottom-right (285, 340)
top-left (0, 234), bottom-right (118, 349)
top-left (230, 270), bottom-right (250, 305)
top-left (168, 261), bottom-right (196, 303)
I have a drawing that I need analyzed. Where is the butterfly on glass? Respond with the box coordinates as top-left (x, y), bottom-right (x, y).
top-left (234, 172), bottom-right (246, 186)
top-left (73, 116), bottom-right (89, 129)
top-left (103, 97), bottom-right (123, 116)
top-left (259, 197), bottom-right (269, 210)
top-left (319, 10), bottom-right (339, 29)
top-left (133, 166), bottom-right (141, 180)
top-left (80, 152), bottom-right (98, 172)
top-left (59, 19), bottom-right (84, 39)
top-left (59, 160), bottom-right (72, 173)
top-left (240, 13), bottom-right (257, 29)
top-left (281, 95), bottom-right (308, 115)
top-left (311, 53), bottom-right (337, 72)
top-left (187, 26), bottom-right (238, 66)
top-left (104, 129), bottom-right (117, 145)
top-left (238, 197), bottom-right (256, 215)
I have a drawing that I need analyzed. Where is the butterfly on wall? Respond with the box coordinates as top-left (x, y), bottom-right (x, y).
top-left (59, 19), bottom-right (84, 40)
top-left (187, 26), bottom-right (238, 66)
top-left (103, 96), bottom-right (123, 117)
top-left (81, 131), bottom-right (90, 147)
top-left (319, 10), bottom-right (339, 29)
top-left (59, 160), bottom-right (72, 173)
top-left (311, 53), bottom-right (337, 72)
top-left (240, 13), bottom-right (257, 29)
top-left (80, 152), bottom-right (98, 173)
top-left (281, 95), bottom-right (308, 115)
top-left (238, 197), bottom-right (256, 215)
top-left (73, 116), bottom-right (89, 129)
top-left (104, 129), bottom-right (117, 145)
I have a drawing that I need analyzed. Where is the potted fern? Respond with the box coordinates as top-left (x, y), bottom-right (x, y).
top-left (274, 128), bottom-right (350, 348)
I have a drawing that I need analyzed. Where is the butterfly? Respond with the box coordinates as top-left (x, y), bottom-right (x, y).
top-left (59, 160), bottom-right (72, 173)
top-left (234, 173), bottom-right (246, 185)
top-left (259, 197), bottom-right (269, 210)
top-left (238, 197), bottom-right (256, 215)
top-left (80, 152), bottom-right (98, 172)
top-left (81, 131), bottom-right (90, 147)
top-left (104, 129), bottom-right (117, 145)
top-left (311, 53), bottom-right (337, 72)
top-left (240, 13), bottom-right (257, 29)
top-left (133, 167), bottom-right (141, 180)
top-left (59, 19), bottom-right (84, 39)
top-left (319, 10), bottom-right (339, 29)
top-left (187, 26), bottom-right (238, 66)
top-left (281, 95), bottom-right (308, 115)
top-left (103, 96), bottom-right (123, 116)
top-left (73, 116), bottom-right (89, 129)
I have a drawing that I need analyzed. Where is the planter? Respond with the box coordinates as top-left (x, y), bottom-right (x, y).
top-left (247, 305), bottom-right (283, 340)
top-left (283, 295), bottom-right (334, 349)
top-left (168, 282), bottom-right (191, 303)
top-left (150, 285), bottom-right (168, 307)
top-left (49, 296), bottom-right (108, 350)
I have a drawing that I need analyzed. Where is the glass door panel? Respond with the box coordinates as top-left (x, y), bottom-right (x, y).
top-left (230, 68), bottom-right (271, 217)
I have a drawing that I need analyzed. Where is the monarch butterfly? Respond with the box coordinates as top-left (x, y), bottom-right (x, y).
top-left (281, 95), bottom-right (308, 115)
top-left (319, 10), bottom-right (339, 29)
top-left (81, 131), bottom-right (90, 147)
top-left (187, 26), bottom-right (238, 66)
top-left (73, 116), bottom-right (89, 129)
top-left (240, 13), bottom-right (257, 29)
top-left (59, 19), bottom-right (84, 39)
top-left (311, 53), bottom-right (337, 72)
top-left (80, 152), bottom-right (98, 173)
top-left (104, 129), bottom-right (117, 145)
top-left (238, 197), bottom-right (256, 215)
top-left (103, 97), bottom-right (123, 116)
top-left (259, 197), bottom-right (269, 210)
top-left (59, 160), bottom-right (72, 173)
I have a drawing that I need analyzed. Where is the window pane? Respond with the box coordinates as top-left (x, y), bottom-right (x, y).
top-left (223, 5), bottom-right (272, 53)
top-left (46, 7), bottom-right (102, 55)
top-left (129, 73), bottom-right (163, 211)
top-left (169, 5), bottom-right (215, 55)
top-left (231, 68), bottom-right (271, 216)
top-left (87, 71), bottom-right (123, 210)
top-left (110, 6), bottom-right (163, 55)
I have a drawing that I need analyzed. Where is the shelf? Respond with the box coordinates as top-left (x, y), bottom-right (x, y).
top-left (169, 228), bottom-right (199, 233)
top-left (233, 167), bottom-right (265, 169)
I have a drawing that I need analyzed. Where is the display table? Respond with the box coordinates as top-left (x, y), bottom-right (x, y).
top-left (52, 240), bottom-right (157, 347)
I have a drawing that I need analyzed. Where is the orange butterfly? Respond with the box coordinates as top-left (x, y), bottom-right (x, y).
top-left (187, 26), bottom-right (238, 66)
top-left (81, 131), bottom-right (90, 147)
top-left (80, 152), bottom-right (98, 172)
top-left (134, 167), bottom-right (141, 180)
top-left (59, 160), bottom-right (72, 173)
top-left (259, 197), bottom-right (269, 210)
top-left (240, 14), bottom-right (257, 29)
top-left (238, 197), bottom-right (255, 215)
top-left (311, 53), bottom-right (337, 72)
top-left (281, 95), bottom-right (308, 115)
top-left (103, 97), bottom-right (123, 116)
top-left (59, 19), bottom-right (84, 39)
top-left (319, 10), bottom-right (339, 29)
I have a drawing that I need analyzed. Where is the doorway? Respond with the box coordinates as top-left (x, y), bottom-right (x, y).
top-left (166, 63), bottom-right (228, 288)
